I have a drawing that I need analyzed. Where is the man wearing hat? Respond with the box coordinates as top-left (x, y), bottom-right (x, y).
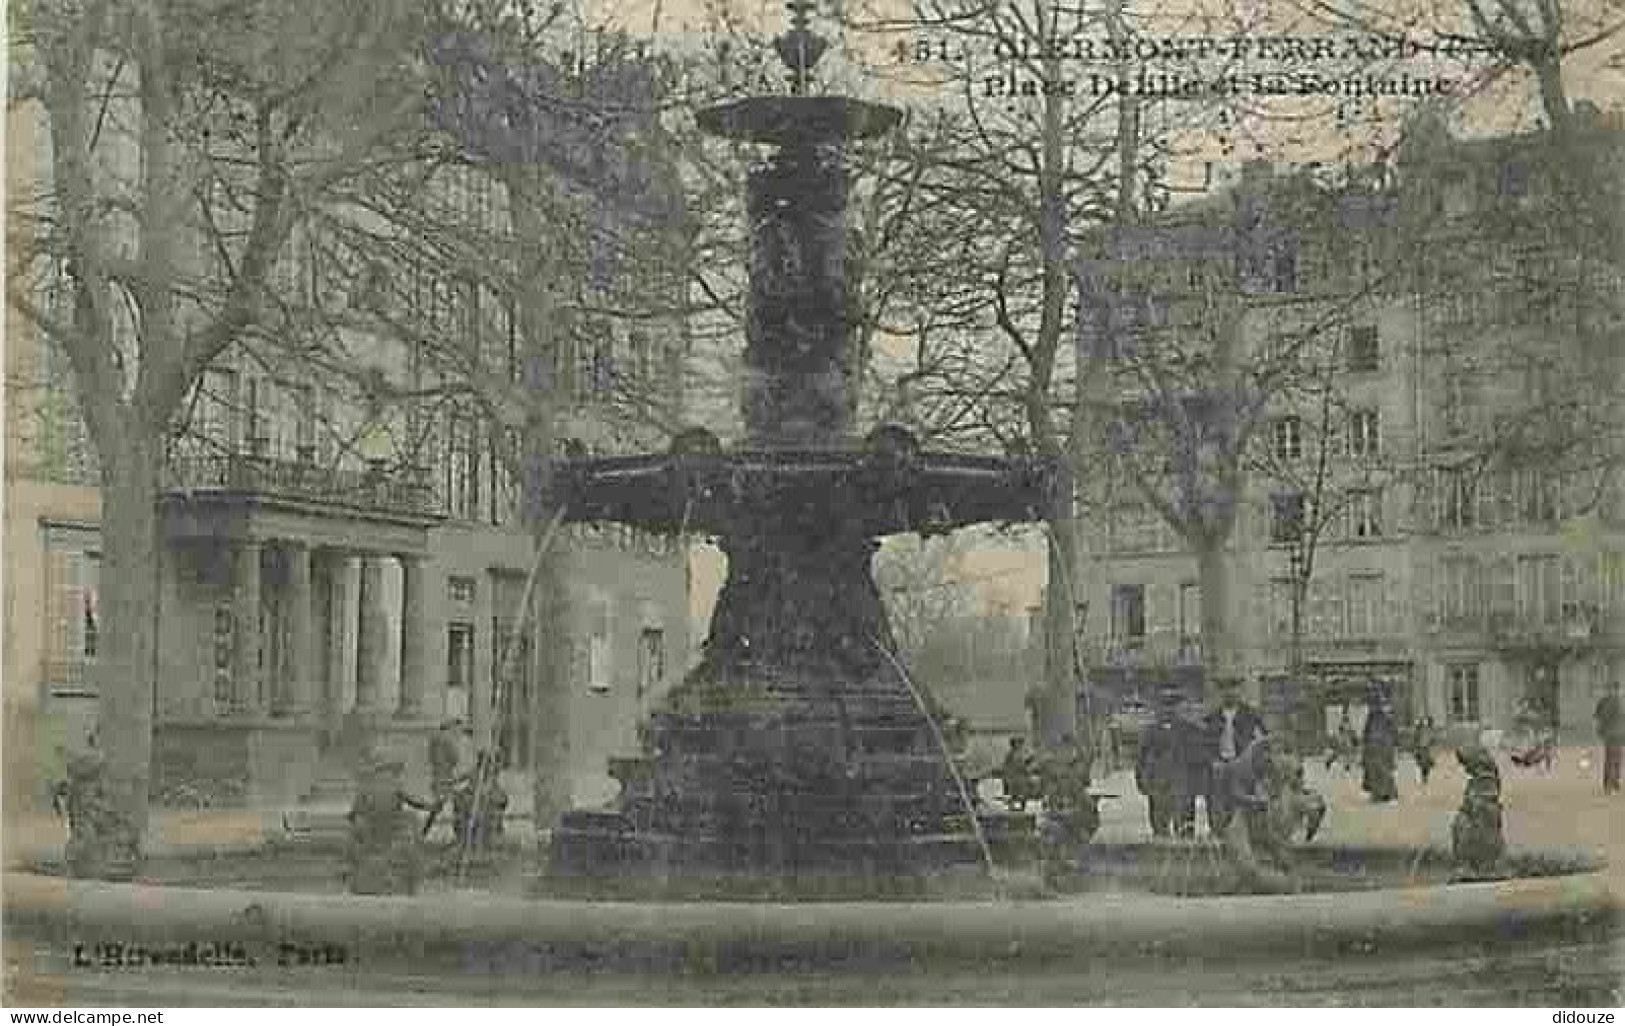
top-left (1361, 681), bottom-right (1400, 803)
top-left (1204, 676), bottom-right (1266, 836)
top-left (1136, 686), bottom-right (1201, 838)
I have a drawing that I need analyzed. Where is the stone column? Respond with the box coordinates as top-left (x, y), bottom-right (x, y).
top-left (472, 570), bottom-right (495, 751)
top-left (397, 554), bottom-right (430, 719)
top-left (326, 555), bottom-right (360, 724)
top-left (277, 542), bottom-right (314, 717)
top-left (231, 540), bottom-right (263, 715)
top-left (355, 557), bottom-right (388, 714)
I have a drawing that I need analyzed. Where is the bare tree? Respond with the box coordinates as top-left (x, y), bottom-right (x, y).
top-left (7, 0), bottom-right (431, 874)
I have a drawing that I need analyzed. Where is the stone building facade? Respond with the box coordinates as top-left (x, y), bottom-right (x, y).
top-left (1074, 113), bottom-right (1624, 742)
top-left (4, 98), bottom-right (692, 809)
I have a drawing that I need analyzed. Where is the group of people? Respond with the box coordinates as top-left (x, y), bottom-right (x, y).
top-left (1324, 693), bottom-right (1440, 800)
top-left (344, 719), bottom-right (509, 895)
top-left (1131, 677), bottom-right (1272, 840)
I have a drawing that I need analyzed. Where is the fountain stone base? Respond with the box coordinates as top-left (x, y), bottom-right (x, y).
top-left (552, 527), bottom-right (984, 881)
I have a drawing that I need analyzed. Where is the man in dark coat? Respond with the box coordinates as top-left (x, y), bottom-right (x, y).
top-left (1596, 682), bottom-right (1622, 794)
top-left (1412, 715), bottom-right (1438, 785)
top-left (1204, 677), bottom-right (1266, 836)
top-left (1136, 688), bottom-right (1199, 838)
top-left (1361, 685), bottom-right (1400, 803)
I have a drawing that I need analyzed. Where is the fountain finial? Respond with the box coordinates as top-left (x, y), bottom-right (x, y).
top-left (774, 0), bottom-right (828, 95)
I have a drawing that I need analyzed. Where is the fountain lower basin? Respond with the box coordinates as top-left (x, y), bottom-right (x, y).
top-left (4, 844), bottom-right (1618, 1004)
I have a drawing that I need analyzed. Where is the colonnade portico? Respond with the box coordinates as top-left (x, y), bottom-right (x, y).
top-left (155, 477), bottom-right (446, 804)
top-left (223, 541), bottom-right (435, 728)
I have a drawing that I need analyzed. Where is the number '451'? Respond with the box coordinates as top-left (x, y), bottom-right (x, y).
top-left (896, 37), bottom-right (951, 62)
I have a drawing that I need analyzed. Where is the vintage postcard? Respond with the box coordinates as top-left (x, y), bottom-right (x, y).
top-left (3, 0), bottom-right (1621, 1007)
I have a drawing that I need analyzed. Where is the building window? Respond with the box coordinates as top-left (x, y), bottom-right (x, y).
top-left (448, 576), bottom-right (476, 605)
top-left (631, 331), bottom-right (653, 391)
top-left (586, 598), bottom-right (612, 692)
top-left (447, 623), bottom-right (474, 692)
top-left (1270, 491), bottom-right (1304, 544)
top-left (1439, 556), bottom-right (1482, 629)
top-left (446, 414), bottom-right (481, 521)
top-left (1348, 408), bottom-right (1380, 459)
top-left (1440, 467), bottom-right (1476, 531)
top-left (196, 368), bottom-right (240, 452)
top-left (637, 627), bottom-right (665, 700)
top-left (1347, 324), bottom-right (1379, 372)
top-left (1349, 489), bottom-right (1383, 539)
top-left (1447, 663), bottom-right (1481, 722)
top-left (1346, 572), bottom-right (1384, 638)
top-left (42, 533), bottom-right (100, 695)
top-left (457, 276), bottom-right (482, 365)
top-left (1177, 582), bottom-right (1201, 644)
top-left (243, 377), bottom-right (266, 456)
top-left (1441, 371), bottom-right (1476, 436)
top-left (1516, 553), bottom-right (1562, 624)
top-left (1498, 161), bottom-right (1528, 197)
top-left (1515, 468), bottom-right (1559, 525)
top-left (1109, 584), bottom-right (1146, 646)
top-left (1272, 247), bottom-right (1297, 294)
top-left (490, 426), bottom-right (521, 526)
top-left (503, 297), bottom-right (522, 384)
top-left (291, 384), bottom-right (316, 461)
top-left (1271, 415), bottom-right (1302, 462)
top-left (213, 606), bottom-right (233, 710)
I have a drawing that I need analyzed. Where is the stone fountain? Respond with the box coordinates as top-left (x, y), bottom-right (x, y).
top-left (5, 6), bottom-right (1616, 1006)
top-left (548, 3), bottom-right (1059, 881)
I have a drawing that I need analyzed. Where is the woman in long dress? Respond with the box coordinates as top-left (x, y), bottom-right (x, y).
top-left (1361, 695), bottom-right (1400, 803)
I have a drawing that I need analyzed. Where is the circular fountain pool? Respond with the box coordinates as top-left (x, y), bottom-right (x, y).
top-left (5, 841), bottom-right (1617, 1006)
top-left (42, 837), bottom-right (1602, 901)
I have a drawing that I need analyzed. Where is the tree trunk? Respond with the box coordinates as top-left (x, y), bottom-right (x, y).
top-left (1195, 535), bottom-right (1236, 690)
top-left (529, 544), bottom-right (573, 830)
top-left (85, 423), bottom-right (164, 878)
top-left (1037, 510), bottom-right (1080, 748)
top-left (510, 173), bottom-right (572, 832)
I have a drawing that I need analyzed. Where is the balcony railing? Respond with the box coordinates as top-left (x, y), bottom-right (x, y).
top-left (165, 452), bottom-right (442, 519)
top-left (1487, 606), bottom-right (1615, 650)
top-left (1081, 629), bottom-right (1202, 668)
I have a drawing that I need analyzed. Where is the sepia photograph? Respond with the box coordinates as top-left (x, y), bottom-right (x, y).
top-left (2, 0), bottom-right (1622, 1007)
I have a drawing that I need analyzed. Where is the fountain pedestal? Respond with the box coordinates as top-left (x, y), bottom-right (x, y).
top-left (548, 37), bottom-right (1060, 883)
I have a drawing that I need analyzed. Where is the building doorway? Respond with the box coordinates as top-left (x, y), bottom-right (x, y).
top-left (493, 618), bottom-right (531, 768)
top-left (446, 622), bottom-right (474, 723)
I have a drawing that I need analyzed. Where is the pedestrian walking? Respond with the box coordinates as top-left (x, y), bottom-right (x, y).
top-left (1412, 714), bottom-right (1437, 786)
top-left (1324, 707), bottom-right (1359, 773)
top-left (1204, 677), bottom-right (1266, 837)
top-left (1361, 683), bottom-right (1400, 803)
top-left (1135, 688), bottom-right (1199, 839)
top-left (1596, 681), bottom-right (1622, 795)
